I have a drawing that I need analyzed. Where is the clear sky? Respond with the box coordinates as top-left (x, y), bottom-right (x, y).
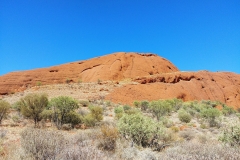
top-left (1, 0), bottom-right (239, 76)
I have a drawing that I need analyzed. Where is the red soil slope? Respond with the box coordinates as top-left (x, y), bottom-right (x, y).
top-left (0, 52), bottom-right (178, 95)
top-left (106, 71), bottom-right (240, 108)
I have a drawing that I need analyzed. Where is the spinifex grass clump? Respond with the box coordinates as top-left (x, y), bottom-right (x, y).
top-left (0, 100), bottom-right (10, 124)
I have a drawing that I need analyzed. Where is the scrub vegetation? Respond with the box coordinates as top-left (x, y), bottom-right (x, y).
top-left (1, 93), bottom-right (240, 159)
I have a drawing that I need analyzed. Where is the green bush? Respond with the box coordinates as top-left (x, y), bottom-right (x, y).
top-left (133, 101), bottom-right (140, 108)
top-left (114, 106), bottom-right (124, 119)
top-left (140, 100), bottom-right (149, 111)
top-left (89, 106), bottom-right (103, 122)
top-left (114, 106), bottom-right (124, 114)
top-left (49, 96), bottom-right (79, 129)
top-left (149, 100), bottom-right (172, 120)
top-left (117, 113), bottom-right (165, 146)
top-left (165, 98), bottom-right (183, 111)
top-left (0, 100), bottom-right (10, 124)
top-left (178, 110), bottom-right (192, 123)
top-left (222, 105), bottom-right (236, 116)
top-left (64, 111), bottom-right (83, 126)
top-left (40, 109), bottom-right (53, 121)
top-left (11, 101), bottom-right (22, 112)
top-left (19, 93), bottom-right (48, 126)
top-left (123, 105), bottom-right (131, 111)
top-left (200, 108), bottom-right (221, 127)
top-left (125, 108), bottom-right (140, 115)
top-left (83, 114), bottom-right (96, 127)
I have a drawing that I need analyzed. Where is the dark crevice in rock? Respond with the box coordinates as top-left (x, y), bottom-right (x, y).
top-left (49, 70), bottom-right (58, 73)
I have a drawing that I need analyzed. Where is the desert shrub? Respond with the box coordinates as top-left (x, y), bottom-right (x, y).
top-left (201, 100), bottom-right (218, 107)
top-left (12, 115), bottom-right (21, 123)
top-left (160, 117), bottom-right (174, 128)
top-left (125, 108), bottom-right (140, 115)
top-left (83, 114), bottom-right (96, 127)
top-left (222, 105), bottom-right (236, 116)
top-left (0, 100), bottom-right (11, 124)
top-left (200, 123), bottom-right (208, 129)
top-left (178, 109), bottom-right (192, 123)
top-left (64, 111), bottom-right (83, 126)
top-left (219, 125), bottom-right (240, 147)
top-left (114, 106), bottom-right (124, 119)
top-left (104, 100), bottom-right (111, 107)
top-left (123, 105), bottom-right (131, 111)
top-left (179, 130), bottom-right (195, 141)
top-left (21, 128), bottom-right (66, 160)
top-left (11, 101), bottom-right (22, 112)
top-left (117, 113), bottom-right (165, 147)
top-left (49, 96), bottom-right (79, 129)
top-left (149, 100), bottom-right (172, 120)
top-left (19, 93), bottom-right (48, 126)
top-left (200, 107), bottom-right (221, 127)
top-left (98, 124), bottom-right (119, 151)
top-left (79, 100), bottom-right (90, 107)
top-left (133, 101), bottom-right (140, 108)
top-left (160, 130), bottom-right (177, 145)
top-left (89, 106), bottom-right (103, 122)
top-left (40, 109), bottom-right (53, 121)
top-left (171, 126), bottom-right (179, 133)
top-left (166, 98), bottom-right (183, 111)
top-left (114, 106), bottom-right (124, 114)
top-left (140, 100), bottom-right (149, 111)
top-left (115, 113), bottom-right (123, 120)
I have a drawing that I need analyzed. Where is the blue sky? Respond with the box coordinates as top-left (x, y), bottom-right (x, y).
top-left (1, 0), bottom-right (239, 75)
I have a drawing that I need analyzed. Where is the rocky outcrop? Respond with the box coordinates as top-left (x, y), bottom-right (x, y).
top-left (106, 71), bottom-right (240, 108)
top-left (0, 52), bottom-right (178, 95)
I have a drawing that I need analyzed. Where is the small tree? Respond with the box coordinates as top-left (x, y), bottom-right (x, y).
top-left (49, 96), bottom-right (79, 129)
top-left (0, 100), bottom-right (10, 124)
top-left (20, 93), bottom-right (48, 127)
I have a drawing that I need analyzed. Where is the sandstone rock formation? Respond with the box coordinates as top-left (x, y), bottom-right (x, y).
top-left (0, 52), bottom-right (178, 95)
top-left (1, 52), bottom-right (240, 108)
top-left (106, 71), bottom-right (240, 109)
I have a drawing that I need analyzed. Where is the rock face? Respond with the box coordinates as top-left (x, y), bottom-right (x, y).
top-left (0, 52), bottom-right (178, 95)
top-left (106, 71), bottom-right (240, 108)
top-left (1, 52), bottom-right (240, 108)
